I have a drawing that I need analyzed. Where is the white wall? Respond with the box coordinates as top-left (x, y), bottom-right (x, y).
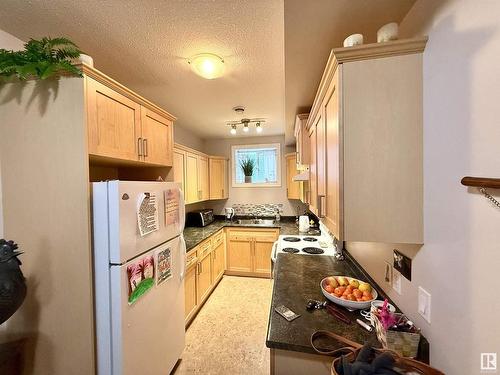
top-left (345, 1), bottom-right (500, 373)
top-left (174, 124), bottom-right (206, 151)
top-left (203, 135), bottom-right (302, 216)
top-left (0, 29), bottom-right (24, 238)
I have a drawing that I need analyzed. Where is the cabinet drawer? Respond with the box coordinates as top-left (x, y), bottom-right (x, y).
top-left (198, 239), bottom-right (212, 257)
top-left (212, 230), bottom-right (224, 246)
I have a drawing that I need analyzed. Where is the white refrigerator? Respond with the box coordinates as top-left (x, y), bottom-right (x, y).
top-left (92, 180), bottom-right (186, 375)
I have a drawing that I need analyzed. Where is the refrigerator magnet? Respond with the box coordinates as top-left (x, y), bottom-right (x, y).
top-left (156, 247), bottom-right (173, 286)
top-left (126, 255), bottom-right (155, 305)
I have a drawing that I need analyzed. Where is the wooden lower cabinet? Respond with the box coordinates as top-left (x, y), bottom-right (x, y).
top-left (184, 230), bottom-right (226, 326)
top-left (226, 228), bottom-right (279, 278)
top-left (184, 251), bottom-right (198, 324)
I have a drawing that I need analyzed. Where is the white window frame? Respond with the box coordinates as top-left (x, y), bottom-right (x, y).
top-left (231, 143), bottom-right (282, 188)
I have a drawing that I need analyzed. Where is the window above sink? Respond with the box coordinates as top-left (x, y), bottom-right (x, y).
top-left (231, 143), bottom-right (281, 187)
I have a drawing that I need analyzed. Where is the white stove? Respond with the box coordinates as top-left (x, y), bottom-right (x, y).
top-left (271, 233), bottom-right (338, 263)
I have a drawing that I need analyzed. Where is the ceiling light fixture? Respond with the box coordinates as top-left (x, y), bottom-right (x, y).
top-left (188, 53), bottom-right (225, 79)
top-left (243, 123), bottom-right (249, 132)
top-left (230, 124), bottom-right (237, 135)
top-left (256, 122), bottom-right (263, 133)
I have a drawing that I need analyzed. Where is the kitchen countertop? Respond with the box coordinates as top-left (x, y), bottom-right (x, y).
top-left (183, 217), bottom-right (308, 252)
top-left (266, 252), bottom-right (430, 362)
top-left (266, 253), bottom-right (380, 354)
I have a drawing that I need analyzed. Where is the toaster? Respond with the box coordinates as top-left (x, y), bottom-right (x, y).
top-left (185, 209), bottom-right (214, 227)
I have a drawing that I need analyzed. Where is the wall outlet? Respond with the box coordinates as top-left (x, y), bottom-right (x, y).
top-left (392, 269), bottom-right (402, 295)
top-left (384, 261), bottom-right (392, 285)
top-left (418, 286), bottom-right (431, 323)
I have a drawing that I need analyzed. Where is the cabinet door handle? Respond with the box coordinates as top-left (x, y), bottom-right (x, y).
top-left (221, 189), bottom-right (224, 197)
top-left (318, 195), bottom-right (326, 218)
top-left (143, 138), bottom-right (148, 157)
top-left (138, 137), bottom-right (143, 157)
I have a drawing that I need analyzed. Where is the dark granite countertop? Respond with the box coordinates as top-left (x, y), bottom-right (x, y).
top-left (183, 217), bottom-right (306, 252)
top-left (266, 253), bottom-right (380, 354)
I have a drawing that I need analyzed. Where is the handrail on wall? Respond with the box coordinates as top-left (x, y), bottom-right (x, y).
top-left (461, 176), bottom-right (500, 189)
top-left (461, 176), bottom-right (500, 209)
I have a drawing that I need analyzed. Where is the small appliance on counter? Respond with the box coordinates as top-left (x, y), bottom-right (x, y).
top-left (186, 209), bottom-right (214, 227)
top-left (225, 207), bottom-right (235, 221)
top-left (298, 215), bottom-right (310, 232)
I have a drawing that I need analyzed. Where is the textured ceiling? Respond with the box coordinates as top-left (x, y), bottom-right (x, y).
top-left (0, 0), bottom-right (285, 140)
top-left (0, 0), bottom-right (415, 143)
top-left (284, 0), bottom-right (415, 144)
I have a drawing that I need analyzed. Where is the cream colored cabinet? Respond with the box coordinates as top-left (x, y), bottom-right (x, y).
top-left (87, 78), bottom-right (142, 162)
top-left (286, 153), bottom-right (300, 200)
top-left (184, 251), bottom-right (198, 324)
top-left (140, 107), bottom-right (173, 166)
top-left (294, 114), bottom-right (309, 169)
top-left (305, 37), bottom-right (427, 244)
top-left (209, 157), bottom-right (229, 200)
top-left (226, 228), bottom-right (279, 278)
top-left (86, 77), bottom-right (174, 166)
top-left (198, 155), bottom-right (210, 201)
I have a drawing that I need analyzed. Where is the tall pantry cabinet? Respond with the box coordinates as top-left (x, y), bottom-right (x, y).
top-left (306, 37), bottom-right (427, 244)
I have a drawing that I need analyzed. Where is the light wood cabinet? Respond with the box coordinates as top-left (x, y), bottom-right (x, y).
top-left (211, 230), bottom-right (225, 283)
top-left (86, 73), bottom-right (175, 167)
top-left (140, 107), bottom-right (173, 166)
top-left (198, 155), bottom-right (209, 201)
top-left (173, 148), bottom-right (186, 193)
top-left (294, 113), bottom-right (309, 169)
top-left (304, 37), bottom-right (427, 244)
top-left (226, 228), bottom-right (279, 278)
top-left (174, 144), bottom-right (228, 204)
top-left (185, 151), bottom-right (199, 203)
top-left (87, 78), bottom-right (142, 162)
top-left (286, 153), bottom-right (300, 200)
top-left (209, 157), bottom-right (229, 200)
top-left (184, 251), bottom-right (198, 324)
top-left (196, 249), bottom-right (212, 304)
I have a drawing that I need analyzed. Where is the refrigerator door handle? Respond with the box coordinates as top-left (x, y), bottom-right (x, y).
top-left (179, 234), bottom-right (187, 281)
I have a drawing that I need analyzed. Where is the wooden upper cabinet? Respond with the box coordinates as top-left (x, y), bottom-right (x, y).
top-left (140, 107), bottom-right (173, 166)
top-left (83, 65), bottom-right (176, 167)
top-left (308, 117), bottom-right (318, 216)
top-left (198, 155), bottom-right (209, 201)
top-left (173, 148), bottom-right (186, 193)
top-left (185, 152), bottom-right (199, 204)
top-left (322, 68), bottom-right (342, 239)
top-left (87, 78), bottom-right (142, 162)
top-left (294, 114), bottom-right (309, 168)
top-left (286, 153), bottom-right (300, 200)
top-left (209, 157), bottom-right (228, 200)
top-left (305, 37), bottom-right (427, 244)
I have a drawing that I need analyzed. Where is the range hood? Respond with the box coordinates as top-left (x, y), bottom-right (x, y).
top-left (293, 170), bottom-right (309, 181)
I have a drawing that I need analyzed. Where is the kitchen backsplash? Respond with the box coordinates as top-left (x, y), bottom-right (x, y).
top-left (232, 203), bottom-right (284, 216)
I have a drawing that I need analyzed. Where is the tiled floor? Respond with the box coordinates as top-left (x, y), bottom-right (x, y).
top-left (173, 276), bottom-right (273, 375)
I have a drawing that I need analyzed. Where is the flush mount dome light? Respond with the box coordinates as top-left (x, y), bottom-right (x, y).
top-left (188, 53), bottom-right (225, 79)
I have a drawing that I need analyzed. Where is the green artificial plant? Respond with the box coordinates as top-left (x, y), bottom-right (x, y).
top-left (239, 157), bottom-right (255, 177)
top-left (0, 37), bottom-right (83, 81)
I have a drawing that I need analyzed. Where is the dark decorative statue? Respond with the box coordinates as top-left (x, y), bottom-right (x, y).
top-left (0, 240), bottom-right (26, 325)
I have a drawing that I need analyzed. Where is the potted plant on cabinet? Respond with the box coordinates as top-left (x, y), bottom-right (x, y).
top-left (239, 157), bottom-right (255, 183)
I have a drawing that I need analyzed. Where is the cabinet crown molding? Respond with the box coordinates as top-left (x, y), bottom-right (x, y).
top-left (77, 63), bottom-right (177, 122)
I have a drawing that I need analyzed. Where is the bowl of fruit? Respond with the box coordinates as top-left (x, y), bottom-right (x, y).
top-left (320, 276), bottom-right (377, 310)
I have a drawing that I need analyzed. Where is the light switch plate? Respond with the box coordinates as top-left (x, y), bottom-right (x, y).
top-left (384, 261), bottom-right (392, 285)
top-left (418, 286), bottom-right (431, 323)
top-left (392, 269), bottom-right (402, 295)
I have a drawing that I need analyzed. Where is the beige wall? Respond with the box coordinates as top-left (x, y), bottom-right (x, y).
top-left (345, 1), bottom-right (500, 373)
top-left (203, 135), bottom-right (302, 216)
top-left (0, 29), bottom-right (24, 239)
top-left (174, 123), bottom-right (206, 151)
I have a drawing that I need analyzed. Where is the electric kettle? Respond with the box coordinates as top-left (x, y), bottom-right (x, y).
top-left (225, 207), bottom-right (235, 221)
